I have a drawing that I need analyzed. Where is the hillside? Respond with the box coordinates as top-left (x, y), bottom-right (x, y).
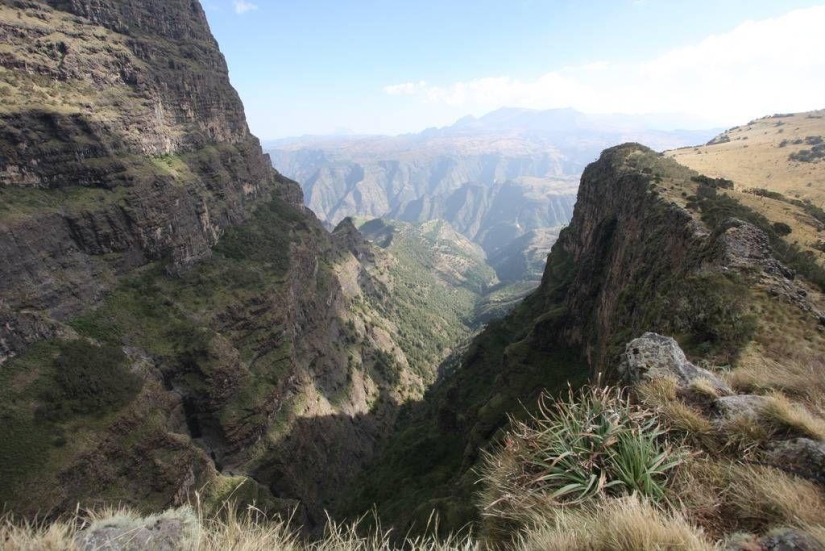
top-left (344, 142), bottom-right (825, 545)
top-left (0, 0), bottom-right (492, 529)
top-left (668, 110), bottom-right (825, 263)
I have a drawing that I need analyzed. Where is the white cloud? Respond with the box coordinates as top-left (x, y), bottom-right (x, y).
top-left (233, 0), bottom-right (258, 14)
top-left (383, 81), bottom-right (428, 95)
top-left (383, 6), bottom-right (825, 125)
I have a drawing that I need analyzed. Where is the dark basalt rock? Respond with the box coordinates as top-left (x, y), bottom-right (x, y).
top-left (0, 0), bottom-right (303, 359)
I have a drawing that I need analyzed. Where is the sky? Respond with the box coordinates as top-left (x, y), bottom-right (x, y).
top-left (203, 1), bottom-right (825, 140)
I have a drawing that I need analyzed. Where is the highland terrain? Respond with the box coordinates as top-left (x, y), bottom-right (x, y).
top-left (1, 1), bottom-right (824, 550)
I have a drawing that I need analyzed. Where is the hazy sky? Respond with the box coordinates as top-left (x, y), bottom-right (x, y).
top-left (203, 1), bottom-right (825, 139)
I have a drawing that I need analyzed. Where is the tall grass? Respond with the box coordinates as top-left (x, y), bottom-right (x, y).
top-left (0, 504), bottom-right (478, 551)
top-left (517, 495), bottom-right (714, 551)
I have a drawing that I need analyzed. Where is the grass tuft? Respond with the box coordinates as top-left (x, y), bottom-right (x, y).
top-left (481, 386), bottom-right (683, 524)
top-left (760, 393), bottom-right (825, 441)
top-left (0, 503), bottom-right (478, 551)
top-left (726, 464), bottom-right (825, 529)
top-left (517, 495), bottom-right (714, 551)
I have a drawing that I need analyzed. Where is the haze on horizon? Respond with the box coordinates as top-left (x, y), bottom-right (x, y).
top-left (203, 0), bottom-right (825, 140)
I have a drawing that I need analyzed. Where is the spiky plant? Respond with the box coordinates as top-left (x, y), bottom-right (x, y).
top-left (482, 386), bottom-right (683, 521)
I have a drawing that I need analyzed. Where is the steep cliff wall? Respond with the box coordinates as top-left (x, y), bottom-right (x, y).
top-left (0, 0), bottom-right (301, 360)
top-left (349, 143), bottom-right (825, 531)
top-left (0, 0), bottom-right (476, 528)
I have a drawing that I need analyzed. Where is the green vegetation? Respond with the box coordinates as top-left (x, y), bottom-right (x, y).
top-left (788, 136), bottom-right (825, 163)
top-left (214, 197), bottom-right (304, 272)
top-left (745, 187), bottom-right (825, 225)
top-left (0, 339), bottom-right (140, 507)
top-left (483, 387), bottom-right (681, 506)
top-left (39, 340), bottom-right (141, 419)
top-left (358, 219), bottom-right (499, 380)
top-left (691, 174), bottom-right (734, 189)
top-left (688, 184), bottom-right (825, 291)
top-left (772, 221), bottom-right (792, 236)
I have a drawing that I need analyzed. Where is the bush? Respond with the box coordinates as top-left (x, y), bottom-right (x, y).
top-left (691, 174), bottom-right (734, 189)
top-left (772, 222), bottom-right (792, 236)
top-left (789, 143), bottom-right (825, 163)
top-left (39, 340), bottom-right (142, 418)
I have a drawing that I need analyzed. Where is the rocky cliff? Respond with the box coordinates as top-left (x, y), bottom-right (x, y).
top-left (0, 0), bottom-right (486, 529)
top-left (348, 143), bottom-right (825, 531)
top-left (0, 0), bottom-right (301, 360)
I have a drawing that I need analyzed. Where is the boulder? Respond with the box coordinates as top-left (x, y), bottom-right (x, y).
top-left (714, 394), bottom-right (771, 422)
top-left (756, 530), bottom-right (825, 551)
top-left (620, 332), bottom-right (731, 394)
top-left (75, 509), bottom-right (197, 551)
top-left (764, 438), bottom-right (825, 483)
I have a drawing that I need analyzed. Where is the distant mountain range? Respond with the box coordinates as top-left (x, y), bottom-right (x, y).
top-left (267, 108), bottom-right (718, 285)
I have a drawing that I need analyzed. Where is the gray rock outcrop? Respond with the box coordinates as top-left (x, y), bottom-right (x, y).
top-left (620, 332), bottom-right (731, 393)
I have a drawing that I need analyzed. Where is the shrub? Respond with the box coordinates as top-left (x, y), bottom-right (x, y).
top-left (481, 386), bottom-right (682, 517)
top-left (39, 340), bottom-right (142, 418)
top-left (772, 222), bottom-right (792, 236)
top-left (789, 143), bottom-right (825, 163)
top-left (691, 174), bottom-right (734, 189)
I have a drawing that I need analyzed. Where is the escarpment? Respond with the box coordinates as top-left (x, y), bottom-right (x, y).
top-left (350, 142), bottom-right (825, 531)
top-left (0, 0), bottom-right (301, 360)
top-left (0, 0), bottom-right (487, 529)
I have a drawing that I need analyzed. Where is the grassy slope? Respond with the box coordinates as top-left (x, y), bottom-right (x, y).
top-left (668, 110), bottom-right (825, 262)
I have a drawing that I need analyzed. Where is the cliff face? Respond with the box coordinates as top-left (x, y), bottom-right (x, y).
top-left (0, 0), bottom-right (477, 528)
top-left (351, 143), bottom-right (825, 531)
top-left (0, 0), bottom-right (301, 360)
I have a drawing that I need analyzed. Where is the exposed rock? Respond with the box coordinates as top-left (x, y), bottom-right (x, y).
top-left (75, 509), bottom-right (197, 551)
top-left (709, 218), bottom-right (772, 268)
top-left (0, 307), bottom-right (77, 364)
top-left (764, 438), bottom-right (825, 483)
top-left (0, 0), bottom-right (303, 355)
top-left (331, 217), bottom-right (371, 260)
top-left (747, 530), bottom-right (825, 551)
top-left (713, 394), bottom-right (771, 422)
top-left (620, 332), bottom-right (731, 393)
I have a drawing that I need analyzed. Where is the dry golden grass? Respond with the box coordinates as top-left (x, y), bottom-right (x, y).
top-left (635, 379), bottom-right (716, 447)
top-left (667, 111), bottom-right (825, 206)
top-left (725, 464), bottom-right (825, 529)
top-left (667, 110), bottom-right (825, 263)
top-left (0, 505), bottom-right (478, 551)
top-left (668, 458), bottom-right (731, 537)
top-left (689, 378), bottom-right (723, 399)
top-left (517, 495), bottom-right (715, 551)
top-left (727, 351), bottom-right (825, 409)
top-left (0, 517), bottom-right (81, 551)
top-left (760, 392), bottom-right (825, 440)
